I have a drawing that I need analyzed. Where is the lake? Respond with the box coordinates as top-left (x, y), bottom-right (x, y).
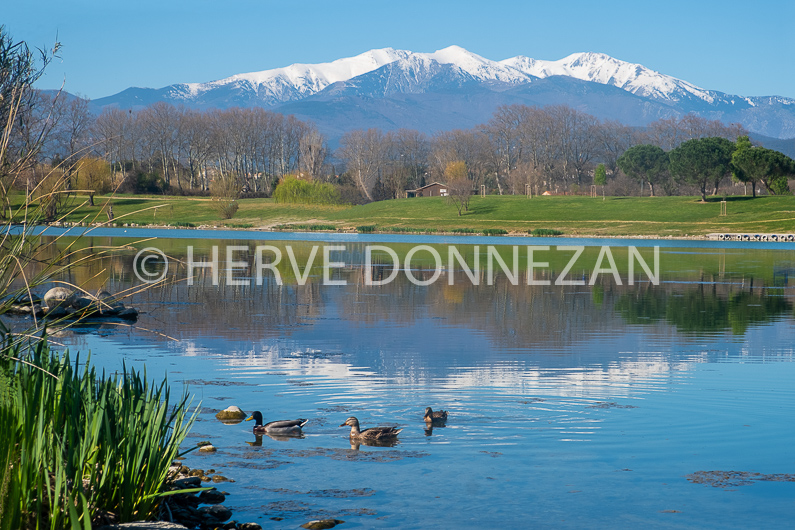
top-left (12, 228), bottom-right (795, 528)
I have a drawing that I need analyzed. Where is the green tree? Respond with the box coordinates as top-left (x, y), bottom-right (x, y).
top-left (272, 174), bottom-right (342, 205)
top-left (75, 157), bottom-right (112, 206)
top-left (731, 136), bottom-right (794, 197)
top-left (730, 135), bottom-right (758, 197)
top-left (593, 163), bottom-right (606, 198)
top-left (616, 144), bottom-right (669, 197)
top-left (593, 163), bottom-right (607, 186)
top-left (669, 137), bottom-right (734, 202)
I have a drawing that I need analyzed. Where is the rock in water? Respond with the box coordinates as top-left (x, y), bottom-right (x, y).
top-left (96, 523), bottom-right (189, 529)
top-left (43, 287), bottom-right (73, 309)
top-left (301, 520), bottom-right (345, 530)
top-left (215, 406), bottom-right (247, 422)
top-left (198, 505), bottom-right (232, 524)
top-left (198, 489), bottom-right (226, 504)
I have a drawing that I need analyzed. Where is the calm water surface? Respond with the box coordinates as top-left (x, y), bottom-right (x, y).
top-left (16, 230), bottom-right (795, 528)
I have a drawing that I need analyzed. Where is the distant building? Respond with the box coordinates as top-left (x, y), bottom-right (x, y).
top-left (406, 182), bottom-right (448, 198)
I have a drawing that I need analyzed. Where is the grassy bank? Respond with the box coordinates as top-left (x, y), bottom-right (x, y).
top-left (1, 197), bottom-right (200, 528)
top-left (11, 192), bottom-right (795, 237)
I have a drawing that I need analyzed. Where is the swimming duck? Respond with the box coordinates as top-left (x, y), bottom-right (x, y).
top-left (339, 417), bottom-right (402, 441)
top-left (245, 411), bottom-right (308, 435)
top-left (424, 407), bottom-right (448, 423)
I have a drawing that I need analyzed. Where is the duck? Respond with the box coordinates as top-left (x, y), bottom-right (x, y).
top-left (339, 416), bottom-right (402, 441)
top-left (245, 411), bottom-right (308, 436)
top-left (423, 407), bottom-right (448, 424)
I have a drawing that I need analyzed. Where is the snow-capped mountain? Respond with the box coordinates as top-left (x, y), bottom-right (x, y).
top-left (501, 52), bottom-right (714, 102)
top-left (91, 46), bottom-right (795, 140)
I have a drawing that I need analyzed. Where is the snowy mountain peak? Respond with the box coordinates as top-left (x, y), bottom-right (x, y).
top-left (501, 51), bottom-right (712, 102)
top-left (172, 45), bottom-right (728, 106)
top-left (181, 47), bottom-right (412, 103)
top-left (93, 45), bottom-right (795, 139)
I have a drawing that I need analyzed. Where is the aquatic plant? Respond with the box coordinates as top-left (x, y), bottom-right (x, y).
top-left (530, 228), bottom-right (563, 236)
top-left (0, 343), bottom-right (198, 528)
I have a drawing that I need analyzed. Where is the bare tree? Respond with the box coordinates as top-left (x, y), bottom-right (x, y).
top-left (338, 129), bottom-right (387, 201)
top-left (138, 101), bottom-right (180, 188)
top-left (1, 27), bottom-right (61, 218)
top-left (547, 105), bottom-right (600, 190)
top-left (94, 107), bottom-right (135, 187)
top-left (430, 129), bottom-right (492, 192)
top-left (596, 119), bottom-right (638, 176)
top-left (647, 114), bottom-right (746, 150)
top-left (50, 96), bottom-right (93, 188)
top-left (178, 108), bottom-right (213, 190)
top-left (298, 125), bottom-right (328, 180)
top-left (445, 161), bottom-right (471, 216)
top-left (483, 105), bottom-right (527, 194)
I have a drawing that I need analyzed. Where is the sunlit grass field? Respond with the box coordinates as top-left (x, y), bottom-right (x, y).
top-left (11, 192), bottom-right (795, 237)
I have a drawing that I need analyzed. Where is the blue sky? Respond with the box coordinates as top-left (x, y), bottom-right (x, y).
top-left (6, 0), bottom-right (794, 100)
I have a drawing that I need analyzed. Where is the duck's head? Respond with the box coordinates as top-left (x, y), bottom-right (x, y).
top-left (339, 417), bottom-right (360, 428)
top-left (424, 407), bottom-right (433, 419)
top-left (245, 410), bottom-right (263, 426)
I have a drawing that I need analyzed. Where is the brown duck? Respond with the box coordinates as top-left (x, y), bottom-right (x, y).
top-left (424, 407), bottom-right (448, 424)
top-left (339, 416), bottom-right (402, 441)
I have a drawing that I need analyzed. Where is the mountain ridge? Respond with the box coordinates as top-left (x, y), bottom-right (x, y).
top-left (90, 46), bottom-right (795, 140)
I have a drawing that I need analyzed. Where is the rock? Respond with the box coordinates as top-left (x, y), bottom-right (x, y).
top-left (301, 520), bottom-right (345, 530)
top-left (188, 469), bottom-right (204, 477)
top-left (178, 494), bottom-right (201, 508)
top-left (98, 521), bottom-right (188, 530)
top-left (215, 406), bottom-right (247, 422)
top-left (15, 292), bottom-right (41, 305)
top-left (239, 524), bottom-right (263, 530)
top-left (118, 307), bottom-right (139, 320)
top-left (211, 475), bottom-right (232, 483)
top-left (43, 287), bottom-right (73, 309)
top-left (198, 504), bottom-right (232, 524)
top-left (173, 477), bottom-right (201, 488)
top-left (43, 305), bottom-right (68, 318)
top-left (98, 291), bottom-right (126, 314)
top-left (71, 295), bottom-right (95, 310)
top-left (198, 489), bottom-right (226, 504)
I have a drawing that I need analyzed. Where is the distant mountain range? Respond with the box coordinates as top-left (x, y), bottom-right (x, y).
top-left (91, 46), bottom-right (795, 142)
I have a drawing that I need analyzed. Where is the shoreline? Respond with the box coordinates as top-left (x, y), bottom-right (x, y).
top-left (13, 222), bottom-right (795, 248)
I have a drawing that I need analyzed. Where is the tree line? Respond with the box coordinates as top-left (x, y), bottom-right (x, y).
top-left (5, 77), bottom-right (794, 217)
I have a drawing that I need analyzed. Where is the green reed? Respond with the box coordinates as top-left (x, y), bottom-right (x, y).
top-left (0, 343), bottom-right (198, 529)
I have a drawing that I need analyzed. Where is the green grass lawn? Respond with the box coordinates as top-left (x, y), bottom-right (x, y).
top-left (9, 192), bottom-right (795, 237)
